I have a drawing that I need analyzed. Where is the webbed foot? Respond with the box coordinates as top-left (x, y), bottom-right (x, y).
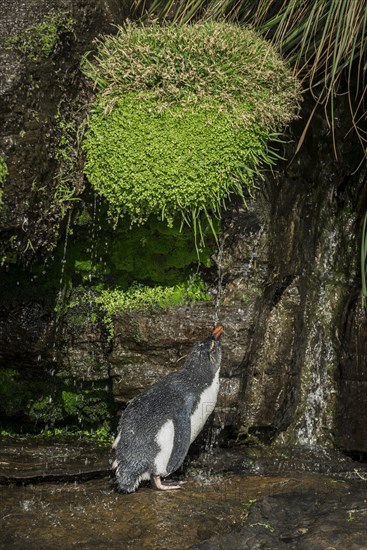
top-left (151, 475), bottom-right (185, 491)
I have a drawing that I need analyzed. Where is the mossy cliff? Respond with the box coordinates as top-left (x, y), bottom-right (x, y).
top-left (0, 17), bottom-right (300, 436)
top-left (1, 1), bottom-right (367, 463)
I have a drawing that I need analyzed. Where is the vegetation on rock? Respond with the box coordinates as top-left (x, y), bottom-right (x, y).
top-left (0, 157), bottom-right (7, 184)
top-left (5, 9), bottom-right (75, 61)
top-left (0, 367), bottom-right (114, 435)
top-left (76, 277), bottom-right (210, 340)
top-left (133, 0), bottom-right (367, 305)
top-left (82, 21), bottom-right (300, 243)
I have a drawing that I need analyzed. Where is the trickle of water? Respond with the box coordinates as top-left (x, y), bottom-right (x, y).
top-left (52, 209), bottom-right (72, 361)
top-left (243, 224), bottom-right (265, 278)
top-left (88, 193), bottom-right (103, 283)
top-left (296, 224), bottom-right (339, 447)
top-left (213, 234), bottom-right (227, 326)
top-left (203, 424), bottom-right (222, 455)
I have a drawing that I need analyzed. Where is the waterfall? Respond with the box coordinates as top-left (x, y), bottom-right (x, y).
top-left (296, 225), bottom-right (339, 447)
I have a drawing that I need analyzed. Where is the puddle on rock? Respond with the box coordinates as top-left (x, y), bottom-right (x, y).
top-left (0, 473), bottom-right (351, 550)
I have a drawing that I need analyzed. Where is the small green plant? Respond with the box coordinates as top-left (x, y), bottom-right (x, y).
top-left (29, 387), bottom-right (112, 429)
top-left (61, 390), bottom-right (110, 424)
top-left (241, 499), bottom-right (257, 521)
top-left (249, 522), bottom-right (275, 532)
top-left (29, 395), bottom-right (64, 424)
top-left (5, 10), bottom-right (75, 61)
top-left (0, 157), bottom-right (8, 185)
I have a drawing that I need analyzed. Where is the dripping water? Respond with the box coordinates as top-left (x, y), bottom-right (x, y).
top-left (52, 209), bottom-right (72, 362)
top-left (88, 193), bottom-right (102, 283)
top-left (213, 234), bottom-right (227, 327)
top-left (204, 424), bottom-right (222, 455)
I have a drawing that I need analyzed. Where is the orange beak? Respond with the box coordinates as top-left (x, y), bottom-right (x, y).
top-left (212, 325), bottom-right (223, 340)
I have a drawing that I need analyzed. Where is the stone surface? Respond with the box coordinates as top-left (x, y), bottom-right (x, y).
top-left (193, 487), bottom-right (367, 550)
top-left (336, 293), bottom-right (367, 453)
top-left (2, 438), bottom-right (367, 550)
top-left (0, 0), bottom-right (132, 260)
top-left (0, 436), bottom-right (110, 483)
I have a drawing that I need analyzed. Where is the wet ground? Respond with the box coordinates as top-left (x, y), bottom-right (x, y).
top-left (1, 438), bottom-right (367, 549)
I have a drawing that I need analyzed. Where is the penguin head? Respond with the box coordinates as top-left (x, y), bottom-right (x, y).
top-left (184, 325), bottom-right (223, 374)
top-left (208, 325), bottom-right (223, 371)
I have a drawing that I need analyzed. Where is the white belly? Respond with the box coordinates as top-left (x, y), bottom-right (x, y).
top-left (190, 370), bottom-right (220, 444)
top-left (154, 419), bottom-right (175, 476)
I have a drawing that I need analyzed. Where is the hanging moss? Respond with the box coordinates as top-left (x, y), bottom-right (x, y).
top-left (82, 21), bottom-right (301, 241)
top-left (84, 94), bottom-right (273, 229)
top-left (94, 278), bottom-right (210, 340)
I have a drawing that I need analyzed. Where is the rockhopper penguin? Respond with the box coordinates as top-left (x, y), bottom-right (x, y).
top-left (112, 325), bottom-right (223, 493)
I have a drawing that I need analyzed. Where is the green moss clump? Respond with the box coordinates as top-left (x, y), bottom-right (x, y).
top-left (84, 94), bottom-right (271, 228)
top-left (83, 21), bottom-right (300, 128)
top-left (93, 278), bottom-right (210, 340)
top-left (5, 10), bottom-right (75, 61)
top-left (82, 21), bottom-right (300, 241)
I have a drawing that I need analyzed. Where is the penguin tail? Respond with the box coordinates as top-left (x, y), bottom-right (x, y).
top-left (112, 457), bottom-right (144, 494)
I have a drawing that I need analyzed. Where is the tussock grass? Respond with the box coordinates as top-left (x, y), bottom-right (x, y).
top-left (82, 21), bottom-right (300, 132)
top-left (136, 1), bottom-right (367, 155)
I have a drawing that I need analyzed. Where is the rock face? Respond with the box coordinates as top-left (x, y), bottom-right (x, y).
top-left (0, 2), bottom-right (367, 456)
top-left (0, 0), bottom-right (131, 260)
top-left (336, 295), bottom-right (367, 453)
top-left (193, 487), bottom-right (367, 550)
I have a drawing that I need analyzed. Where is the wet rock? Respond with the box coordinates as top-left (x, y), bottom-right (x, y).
top-left (0, 0), bottom-right (366, 458)
top-left (226, 95), bottom-right (367, 450)
top-left (0, 436), bottom-right (111, 484)
top-left (239, 280), bottom-right (301, 435)
top-left (1, 439), bottom-right (367, 549)
top-left (0, 0), bottom-right (132, 260)
top-left (336, 293), bottom-right (367, 453)
top-left (189, 445), bottom-right (367, 479)
top-left (0, 301), bottom-right (53, 365)
top-left (56, 292), bottom-right (110, 380)
top-left (193, 487), bottom-right (367, 550)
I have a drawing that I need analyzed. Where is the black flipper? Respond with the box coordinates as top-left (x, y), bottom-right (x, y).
top-left (167, 394), bottom-right (195, 474)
